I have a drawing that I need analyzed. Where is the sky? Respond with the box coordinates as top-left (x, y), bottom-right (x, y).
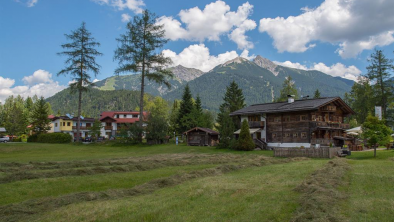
top-left (1, 0), bottom-right (394, 102)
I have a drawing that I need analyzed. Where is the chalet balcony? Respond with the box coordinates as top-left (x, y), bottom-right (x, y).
top-left (321, 106), bottom-right (337, 112)
top-left (104, 126), bottom-right (113, 130)
top-left (310, 121), bottom-right (350, 129)
top-left (72, 126), bottom-right (91, 130)
top-left (311, 138), bottom-right (334, 145)
top-left (248, 121), bottom-right (265, 128)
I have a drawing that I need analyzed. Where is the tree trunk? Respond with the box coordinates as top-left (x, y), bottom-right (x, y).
top-left (139, 63), bottom-right (145, 143)
top-left (76, 89), bottom-right (82, 142)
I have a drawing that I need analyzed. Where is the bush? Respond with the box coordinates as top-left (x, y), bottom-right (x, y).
top-left (13, 137), bottom-right (22, 142)
top-left (37, 133), bottom-right (72, 143)
top-left (233, 119), bottom-right (255, 151)
top-left (27, 134), bottom-right (39, 142)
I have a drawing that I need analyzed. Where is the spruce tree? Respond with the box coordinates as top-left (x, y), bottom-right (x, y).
top-left (177, 84), bottom-right (194, 133)
top-left (57, 22), bottom-right (102, 142)
top-left (217, 81), bottom-right (246, 132)
top-left (30, 97), bottom-right (51, 134)
top-left (277, 76), bottom-right (298, 102)
top-left (114, 10), bottom-right (173, 142)
top-left (234, 119), bottom-right (255, 151)
top-left (314, 89), bottom-right (321, 98)
top-left (364, 49), bottom-right (393, 119)
top-left (217, 110), bottom-right (235, 149)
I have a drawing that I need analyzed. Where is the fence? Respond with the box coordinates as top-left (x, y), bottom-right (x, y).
top-left (273, 147), bottom-right (341, 159)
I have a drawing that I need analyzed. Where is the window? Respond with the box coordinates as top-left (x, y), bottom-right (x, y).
top-left (124, 115), bottom-right (127, 118)
top-left (133, 115), bottom-right (138, 118)
top-left (116, 115), bottom-right (119, 118)
top-left (248, 115), bottom-right (260, 121)
top-left (338, 117), bottom-right (342, 123)
top-left (55, 123), bottom-right (58, 127)
top-left (300, 115), bottom-right (307, 121)
top-left (293, 133), bottom-right (298, 138)
top-left (317, 116), bottom-right (322, 121)
top-left (86, 123), bottom-right (91, 127)
top-left (301, 132), bottom-right (307, 138)
top-left (67, 122), bottom-right (71, 126)
top-left (274, 117), bottom-right (281, 122)
top-left (268, 117), bottom-right (274, 122)
top-left (285, 133), bottom-right (290, 138)
top-left (284, 116), bottom-right (290, 122)
top-left (312, 115), bottom-right (316, 121)
top-left (63, 122), bottom-right (65, 126)
top-left (272, 133), bottom-right (277, 139)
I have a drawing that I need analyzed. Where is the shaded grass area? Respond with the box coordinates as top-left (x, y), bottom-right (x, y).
top-left (0, 164), bottom-right (217, 206)
top-left (291, 158), bottom-right (350, 222)
top-left (345, 150), bottom-right (394, 221)
top-left (34, 160), bottom-right (327, 222)
top-left (0, 143), bottom-right (273, 163)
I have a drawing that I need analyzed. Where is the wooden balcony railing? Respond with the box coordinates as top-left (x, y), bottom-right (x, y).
top-left (321, 106), bottom-right (337, 112)
top-left (104, 126), bottom-right (113, 130)
top-left (311, 139), bottom-right (334, 145)
top-left (72, 126), bottom-right (91, 130)
top-left (310, 121), bottom-right (350, 129)
top-left (248, 121), bottom-right (265, 128)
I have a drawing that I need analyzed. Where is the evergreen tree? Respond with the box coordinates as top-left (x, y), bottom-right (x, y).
top-left (90, 119), bottom-right (103, 141)
top-left (57, 22), bottom-right (102, 142)
top-left (233, 119), bottom-right (255, 151)
top-left (364, 49), bottom-right (393, 119)
top-left (314, 89), bottom-right (321, 98)
top-left (30, 97), bottom-right (51, 134)
top-left (169, 100), bottom-right (180, 136)
top-left (347, 77), bottom-right (375, 124)
top-left (362, 114), bottom-right (392, 157)
top-left (217, 110), bottom-right (235, 149)
top-left (277, 76), bottom-right (298, 102)
top-left (114, 10), bottom-right (173, 142)
top-left (177, 84), bottom-right (194, 133)
top-left (217, 81), bottom-right (246, 132)
top-left (146, 108), bottom-right (169, 144)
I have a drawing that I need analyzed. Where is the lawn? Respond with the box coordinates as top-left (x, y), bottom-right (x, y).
top-left (0, 143), bottom-right (393, 222)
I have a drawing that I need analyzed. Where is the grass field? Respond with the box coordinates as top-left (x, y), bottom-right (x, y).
top-left (0, 142), bottom-right (393, 222)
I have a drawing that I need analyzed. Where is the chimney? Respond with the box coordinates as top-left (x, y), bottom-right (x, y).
top-left (287, 95), bottom-right (295, 103)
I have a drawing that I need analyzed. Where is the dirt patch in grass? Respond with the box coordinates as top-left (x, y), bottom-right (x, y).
top-left (291, 158), bottom-right (350, 222)
top-left (0, 154), bottom-right (297, 184)
top-left (0, 157), bottom-right (306, 222)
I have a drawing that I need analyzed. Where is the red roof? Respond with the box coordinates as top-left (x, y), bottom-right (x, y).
top-left (99, 111), bottom-right (148, 123)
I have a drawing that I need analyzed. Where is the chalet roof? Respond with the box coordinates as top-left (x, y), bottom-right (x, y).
top-left (183, 127), bottom-right (219, 135)
top-left (230, 97), bottom-right (355, 116)
top-left (99, 111), bottom-right (148, 123)
top-left (51, 116), bottom-right (95, 122)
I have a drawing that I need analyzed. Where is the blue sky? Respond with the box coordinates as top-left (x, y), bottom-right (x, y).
top-left (1, 0), bottom-right (394, 102)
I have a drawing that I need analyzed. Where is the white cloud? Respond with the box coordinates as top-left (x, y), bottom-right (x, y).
top-left (93, 79), bottom-right (100, 83)
top-left (163, 44), bottom-right (252, 72)
top-left (274, 61), bottom-right (362, 81)
top-left (259, 0), bottom-right (394, 58)
top-left (121, 13), bottom-right (131, 22)
top-left (92, 0), bottom-right (144, 14)
top-left (156, 1), bottom-right (256, 50)
top-left (27, 0), bottom-right (38, 7)
top-left (0, 70), bottom-right (67, 103)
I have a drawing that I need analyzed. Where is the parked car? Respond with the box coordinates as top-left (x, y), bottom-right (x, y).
top-left (84, 137), bottom-right (92, 142)
top-left (0, 136), bottom-right (10, 143)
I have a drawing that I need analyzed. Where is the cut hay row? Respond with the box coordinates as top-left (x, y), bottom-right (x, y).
top-left (0, 157), bottom-right (307, 222)
top-left (291, 158), bottom-right (351, 222)
top-left (0, 154), bottom-right (276, 184)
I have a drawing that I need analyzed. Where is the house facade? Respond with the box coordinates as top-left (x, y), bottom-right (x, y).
top-left (99, 111), bottom-right (148, 138)
top-left (49, 115), bottom-right (96, 138)
top-left (230, 97), bottom-right (355, 148)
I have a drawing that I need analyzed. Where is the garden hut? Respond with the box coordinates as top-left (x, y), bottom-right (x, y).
top-left (183, 127), bottom-right (219, 146)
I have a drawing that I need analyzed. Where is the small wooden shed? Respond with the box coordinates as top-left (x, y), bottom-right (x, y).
top-left (183, 127), bottom-right (219, 146)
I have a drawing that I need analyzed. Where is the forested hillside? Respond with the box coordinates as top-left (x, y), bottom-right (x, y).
top-left (46, 88), bottom-right (143, 118)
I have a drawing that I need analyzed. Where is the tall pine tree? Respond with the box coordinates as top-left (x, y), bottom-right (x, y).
top-left (177, 84), bottom-right (194, 133)
top-left (57, 22), bottom-right (102, 142)
top-left (30, 97), bottom-right (51, 134)
top-left (364, 49), bottom-right (393, 119)
top-left (314, 89), bottom-right (321, 98)
top-left (114, 10), bottom-right (173, 142)
top-left (277, 76), bottom-right (298, 102)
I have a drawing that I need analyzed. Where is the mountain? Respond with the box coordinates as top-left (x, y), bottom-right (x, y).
top-left (93, 65), bottom-right (204, 96)
top-left (163, 56), bottom-right (354, 110)
top-left (47, 88), bottom-right (143, 118)
top-left (47, 55), bottom-right (354, 114)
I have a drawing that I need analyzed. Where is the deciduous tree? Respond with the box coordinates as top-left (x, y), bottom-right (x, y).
top-left (362, 114), bottom-right (392, 157)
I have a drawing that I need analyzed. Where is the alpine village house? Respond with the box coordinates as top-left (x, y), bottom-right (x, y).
top-left (230, 96), bottom-right (355, 149)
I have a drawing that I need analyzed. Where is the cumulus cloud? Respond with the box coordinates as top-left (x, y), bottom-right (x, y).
top-left (156, 1), bottom-right (256, 50)
top-left (274, 61), bottom-right (362, 81)
top-left (27, 0), bottom-right (38, 7)
top-left (92, 0), bottom-right (144, 14)
top-left (162, 44), bottom-right (253, 72)
top-left (259, 0), bottom-right (394, 58)
top-left (121, 13), bottom-right (131, 22)
top-left (0, 70), bottom-right (67, 103)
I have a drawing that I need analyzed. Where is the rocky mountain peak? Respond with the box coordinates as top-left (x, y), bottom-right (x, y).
top-left (222, 57), bottom-right (249, 66)
top-left (171, 65), bottom-right (204, 82)
top-left (253, 55), bottom-right (279, 76)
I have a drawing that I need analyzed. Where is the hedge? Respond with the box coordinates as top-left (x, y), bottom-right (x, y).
top-left (27, 134), bottom-right (39, 142)
top-left (37, 133), bottom-right (72, 143)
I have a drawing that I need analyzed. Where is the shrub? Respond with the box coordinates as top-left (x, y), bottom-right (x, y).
top-left (13, 137), bottom-right (22, 142)
top-left (27, 134), bottom-right (39, 142)
top-left (233, 119), bottom-right (255, 151)
top-left (37, 133), bottom-right (72, 143)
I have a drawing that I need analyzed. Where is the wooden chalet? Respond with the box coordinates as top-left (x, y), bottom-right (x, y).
top-left (230, 97), bottom-right (355, 149)
top-left (183, 127), bottom-right (219, 146)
